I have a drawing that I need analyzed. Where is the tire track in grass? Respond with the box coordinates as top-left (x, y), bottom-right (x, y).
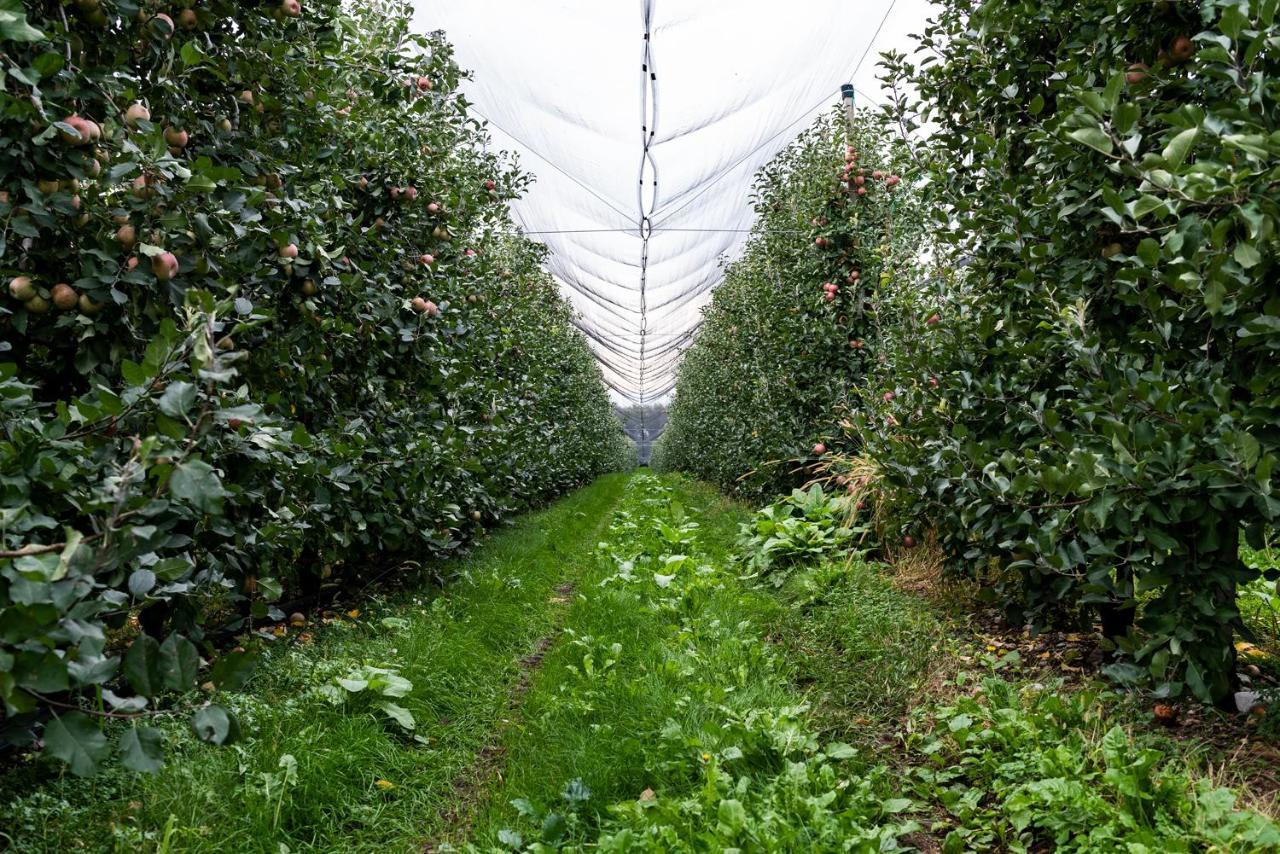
top-left (0, 474), bottom-right (635, 854)
top-left (423, 505), bottom-right (619, 848)
top-left (459, 474), bottom-right (796, 846)
top-left (427, 586), bottom-right (573, 848)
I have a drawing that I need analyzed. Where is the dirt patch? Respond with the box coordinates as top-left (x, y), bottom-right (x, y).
top-left (424, 583), bottom-right (577, 849)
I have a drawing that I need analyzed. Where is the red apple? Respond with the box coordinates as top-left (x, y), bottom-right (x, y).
top-left (416, 76), bottom-right (432, 92)
top-left (1168, 35), bottom-right (1195, 64)
top-left (164, 126), bottom-right (189, 148)
top-left (278, 243), bottom-right (299, 259)
top-left (280, 0), bottom-right (301, 17)
top-left (8, 276), bottom-right (36, 301)
top-left (151, 252), bottom-right (179, 280)
top-left (419, 253), bottom-right (435, 265)
top-left (59, 114), bottom-right (95, 146)
top-left (51, 283), bottom-right (79, 310)
top-left (123, 102), bottom-right (150, 127)
top-left (883, 390), bottom-right (896, 402)
top-left (902, 534), bottom-right (916, 548)
top-left (926, 313), bottom-right (940, 326)
top-left (484, 179), bottom-right (496, 191)
top-left (812, 442), bottom-right (826, 455)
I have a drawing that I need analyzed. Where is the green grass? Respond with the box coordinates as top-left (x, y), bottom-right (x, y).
top-left (461, 473), bottom-right (793, 845)
top-left (1242, 538), bottom-right (1280, 662)
top-left (0, 473), bottom-right (631, 854)
top-left (774, 558), bottom-right (951, 743)
top-left (4, 474), bottom-right (1278, 852)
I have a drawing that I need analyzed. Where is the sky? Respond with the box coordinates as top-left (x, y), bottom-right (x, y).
top-left (409, 1), bottom-right (939, 405)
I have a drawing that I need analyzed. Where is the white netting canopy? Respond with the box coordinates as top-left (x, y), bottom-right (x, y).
top-left (410, 1), bottom-right (931, 404)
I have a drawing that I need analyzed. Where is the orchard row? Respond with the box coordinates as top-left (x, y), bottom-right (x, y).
top-left (656, 0), bottom-right (1279, 707)
top-left (0, 0), bottom-right (629, 775)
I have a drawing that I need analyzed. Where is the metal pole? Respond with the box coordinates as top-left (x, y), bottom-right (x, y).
top-left (841, 83), bottom-right (856, 138)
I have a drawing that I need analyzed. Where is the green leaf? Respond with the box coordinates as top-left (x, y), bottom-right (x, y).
top-left (118, 724), bottom-right (165, 773)
top-left (157, 381), bottom-right (198, 418)
top-left (124, 635), bottom-right (162, 698)
top-left (717, 798), bottom-right (747, 834)
top-left (1203, 280), bottom-right (1226, 314)
top-left (179, 39), bottom-right (205, 66)
top-left (257, 576), bottom-right (283, 602)
top-left (378, 702), bottom-right (415, 730)
top-left (209, 649), bottom-right (256, 691)
top-left (158, 634), bottom-right (199, 693)
top-left (53, 529), bottom-right (84, 582)
top-left (825, 742), bottom-right (857, 759)
top-left (882, 797), bottom-right (913, 814)
top-left (191, 705), bottom-right (239, 745)
top-left (1067, 126), bottom-right (1113, 155)
top-left (1161, 127), bottom-right (1198, 168)
top-left (541, 812), bottom-right (567, 844)
top-left (1233, 242), bottom-right (1261, 269)
top-left (44, 712), bottom-right (110, 777)
top-left (169, 460), bottom-right (225, 513)
top-left (128, 569), bottom-right (156, 598)
top-left (0, 0), bottom-right (46, 42)
top-left (377, 673), bottom-right (413, 698)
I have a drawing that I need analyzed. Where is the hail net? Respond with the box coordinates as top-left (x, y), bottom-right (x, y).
top-left (409, 0), bottom-right (922, 405)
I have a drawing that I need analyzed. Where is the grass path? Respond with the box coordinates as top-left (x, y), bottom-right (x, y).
top-left (0, 473), bottom-right (632, 853)
top-left (4, 471), bottom-right (1278, 852)
top-left (459, 471), bottom-right (789, 845)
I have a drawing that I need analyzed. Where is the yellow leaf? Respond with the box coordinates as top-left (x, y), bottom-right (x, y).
top-left (347, 609), bottom-right (361, 618)
top-left (375, 779), bottom-right (395, 790)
